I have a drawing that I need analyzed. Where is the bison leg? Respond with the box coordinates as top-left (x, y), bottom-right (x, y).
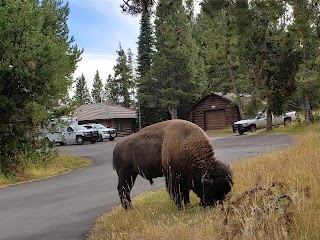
top-left (165, 172), bottom-right (190, 209)
top-left (117, 170), bottom-right (138, 210)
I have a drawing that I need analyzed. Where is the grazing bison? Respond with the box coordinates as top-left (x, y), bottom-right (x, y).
top-left (113, 119), bottom-right (233, 210)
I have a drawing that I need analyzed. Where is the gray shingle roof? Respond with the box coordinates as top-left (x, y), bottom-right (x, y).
top-left (74, 103), bottom-right (137, 121)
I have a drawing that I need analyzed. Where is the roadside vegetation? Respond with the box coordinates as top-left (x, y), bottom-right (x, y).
top-left (0, 155), bottom-right (91, 188)
top-left (87, 126), bottom-right (320, 240)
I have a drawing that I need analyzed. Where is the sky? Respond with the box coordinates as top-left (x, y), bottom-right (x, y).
top-left (66, 0), bottom-right (140, 93)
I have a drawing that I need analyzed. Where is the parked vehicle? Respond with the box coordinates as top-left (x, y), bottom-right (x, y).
top-left (82, 123), bottom-right (117, 141)
top-left (64, 125), bottom-right (99, 145)
top-left (41, 117), bottom-right (99, 145)
top-left (233, 111), bottom-right (297, 135)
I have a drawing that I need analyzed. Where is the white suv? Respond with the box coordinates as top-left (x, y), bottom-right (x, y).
top-left (82, 123), bottom-right (117, 142)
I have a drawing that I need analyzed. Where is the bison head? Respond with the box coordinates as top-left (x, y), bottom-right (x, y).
top-left (198, 161), bottom-right (233, 207)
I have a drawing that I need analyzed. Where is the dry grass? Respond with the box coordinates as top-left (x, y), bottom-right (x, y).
top-left (88, 132), bottom-right (320, 240)
top-left (0, 155), bottom-right (91, 188)
top-left (27, 155), bottom-right (91, 178)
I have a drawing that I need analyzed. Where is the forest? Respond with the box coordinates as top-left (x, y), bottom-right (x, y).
top-left (1, 0), bottom-right (320, 175)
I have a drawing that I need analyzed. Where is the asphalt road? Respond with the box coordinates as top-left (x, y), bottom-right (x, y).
top-left (0, 134), bottom-right (294, 240)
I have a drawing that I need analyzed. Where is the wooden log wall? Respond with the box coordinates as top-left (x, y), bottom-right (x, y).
top-left (190, 94), bottom-right (241, 130)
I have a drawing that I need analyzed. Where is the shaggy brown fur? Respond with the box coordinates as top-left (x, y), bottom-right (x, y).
top-left (113, 119), bottom-right (233, 210)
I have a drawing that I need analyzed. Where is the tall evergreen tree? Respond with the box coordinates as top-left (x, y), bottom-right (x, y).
top-left (151, 0), bottom-right (206, 119)
top-left (195, 1), bottom-right (252, 118)
top-left (288, 0), bottom-right (320, 124)
top-left (111, 44), bottom-right (132, 108)
top-left (0, 0), bottom-right (82, 175)
top-left (91, 70), bottom-right (104, 103)
top-left (105, 74), bottom-right (118, 104)
top-left (73, 74), bottom-right (91, 105)
top-left (234, 0), bottom-right (298, 130)
top-left (126, 48), bottom-right (136, 100)
top-left (136, 12), bottom-right (167, 127)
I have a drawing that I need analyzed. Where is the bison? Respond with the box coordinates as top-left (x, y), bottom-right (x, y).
top-left (113, 119), bottom-right (233, 210)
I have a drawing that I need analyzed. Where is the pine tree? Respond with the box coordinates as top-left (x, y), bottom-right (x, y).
top-left (91, 70), bottom-right (104, 103)
top-left (73, 74), bottom-right (91, 105)
top-left (234, 0), bottom-right (298, 130)
top-left (0, 0), bottom-right (82, 175)
top-left (288, 0), bottom-right (320, 124)
top-left (136, 13), bottom-right (166, 127)
top-left (112, 44), bottom-right (132, 108)
top-left (105, 74), bottom-right (118, 104)
top-left (194, 1), bottom-right (253, 118)
top-left (126, 48), bottom-right (136, 100)
top-left (151, 0), bottom-right (206, 119)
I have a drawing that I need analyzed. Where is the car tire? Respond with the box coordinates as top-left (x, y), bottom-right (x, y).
top-left (98, 134), bottom-right (103, 142)
top-left (250, 125), bottom-right (257, 132)
top-left (76, 136), bottom-right (84, 145)
top-left (90, 140), bottom-right (96, 144)
top-left (284, 118), bottom-right (291, 127)
top-left (109, 136), bottom-right (114, 141)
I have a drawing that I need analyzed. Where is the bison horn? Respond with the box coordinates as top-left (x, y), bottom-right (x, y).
top-left (201, 173), bottom-right (207, 184)
top-left (201, 173), bottom-right (214, 185)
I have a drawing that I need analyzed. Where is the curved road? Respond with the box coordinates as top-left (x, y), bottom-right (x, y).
top-left (0, 134), bottom-right (294, 240)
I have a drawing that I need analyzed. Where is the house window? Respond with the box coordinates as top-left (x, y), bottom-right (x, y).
top-left (117, 122), bottom-right (123, 131)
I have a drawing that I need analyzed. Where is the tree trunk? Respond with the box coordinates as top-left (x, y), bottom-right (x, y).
top-left (169, 106), bottom-right (178, 119)
top-left (304, 94), bottom-right (313, 124)
top-left (140, 0), bottom-right (148, 13)
top-left (266, 108), bottom-right (273, 131)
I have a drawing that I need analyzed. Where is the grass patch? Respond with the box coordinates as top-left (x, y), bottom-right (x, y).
top-left (0, 155), bottom-right (91, 188)
top-left (88, 132), bottom-right (320, 240)
top-left (206, 127), bottom-right (233, 136)
top-left (266, 121), bottom-right (320, 134)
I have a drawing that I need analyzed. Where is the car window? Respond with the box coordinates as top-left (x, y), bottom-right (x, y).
top-left (93, 124), bottom-right (106, 129)
top-left (73, 125), bottom-right (88, 131)
top-left (84, 125), bottom-right (93, 129)
top-left (67, 127), bottom-right (74, 132)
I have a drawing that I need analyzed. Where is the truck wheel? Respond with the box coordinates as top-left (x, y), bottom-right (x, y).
top-left (109, 136), bottom-right (114, 141)
top-left (76, 136), bottom-right (84, 145)
top-left (90, 139), bottom-right (96, 144)
top-left (250, 125), bottom-right (257, 132)
top-left (98, 134), bottom-right (103, 142)
top-left (239, 131), bottom-right (244, 135)
top-left (284, 118), bottom-right (291, 127)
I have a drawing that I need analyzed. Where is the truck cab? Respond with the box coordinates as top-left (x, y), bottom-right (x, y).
top-left (63, 125), bottom-right (99, 145)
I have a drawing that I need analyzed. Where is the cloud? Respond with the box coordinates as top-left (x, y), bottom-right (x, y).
top-left (71, 52), bottom-right (116, 95)
top-left (68, 0), bottom-right (139, 24)
top-left (68, 0), bottom-right (140, 96)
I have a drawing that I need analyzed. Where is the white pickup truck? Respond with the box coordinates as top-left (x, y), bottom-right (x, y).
top-left (41, 117), bottom-right (99, 145)
top-left (233, 111), bottom-right (297, 135)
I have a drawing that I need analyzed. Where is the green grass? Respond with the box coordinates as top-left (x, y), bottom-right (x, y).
top-left (206, 127), bottom-right (233, 136)
top-left (0, 155), bottom-right (91, 188)
top-left (255, 121), bottom-right (320, 135)
top-left (87, 129), bottom-right (320, 240)
top-left (206, 121), bottom-right (320, 137)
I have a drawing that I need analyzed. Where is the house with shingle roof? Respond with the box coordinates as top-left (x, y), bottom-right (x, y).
top-left (74, 103), bottom-right (137, 137)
